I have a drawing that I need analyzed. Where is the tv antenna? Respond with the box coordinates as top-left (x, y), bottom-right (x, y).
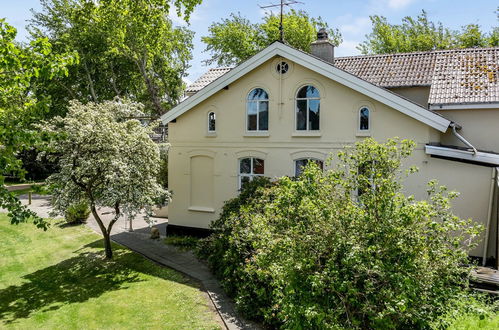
top-left (259, 0), bottom-right (303, 42)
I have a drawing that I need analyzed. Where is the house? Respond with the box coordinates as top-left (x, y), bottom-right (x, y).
top-left (161, 31), bottom-right (499, 263)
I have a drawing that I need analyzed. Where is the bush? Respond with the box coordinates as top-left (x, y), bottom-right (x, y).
top-left (164, 235), bottom-right (199, 251)
top-left (198, 138), bottom-right (483, 329)
top-left (65, 201), bottom-right (91, 224)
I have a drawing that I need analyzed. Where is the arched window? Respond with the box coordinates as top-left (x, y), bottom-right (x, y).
top-left (359, 107), bottom-right (370, 131)
top-left (247, 88), bottom-right (269, 131)
top-left (294, 158), bottom-right (324, 177)
top-left (296, 85), bottom-right (320, 131)
top-left (239, 157), bottom-right (265, 189)
top-left (208, 112), bottom-right (216, 132)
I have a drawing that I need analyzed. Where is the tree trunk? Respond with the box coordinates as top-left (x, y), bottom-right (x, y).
top-left (103, 232), bottom-right (113, 259)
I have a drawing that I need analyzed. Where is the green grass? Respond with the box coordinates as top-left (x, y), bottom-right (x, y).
top-left (0, 213), bottom-right (221, 329)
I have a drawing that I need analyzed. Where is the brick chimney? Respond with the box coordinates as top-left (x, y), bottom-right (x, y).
top-left (311, 28), bottom-right (334, 64)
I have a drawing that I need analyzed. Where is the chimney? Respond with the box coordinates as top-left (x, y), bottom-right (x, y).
top-left (311, 28), bottom-right (334, 64)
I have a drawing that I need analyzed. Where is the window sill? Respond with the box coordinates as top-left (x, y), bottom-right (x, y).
top-left (244, 132), bottom-right (270, 137)
top-left (356, 131), bottom-right (371, 137)
top-left (188, 206), bottom-right (215, 213)
top-left (205, 132), bottom-right (217, 138)
top-left (292, 132), bottom-right (321, 137)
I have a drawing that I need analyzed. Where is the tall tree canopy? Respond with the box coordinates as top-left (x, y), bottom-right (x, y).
top-left (0, 19), bottom-right (76, 228)
top-left (359, 10), bottom-right (499, 54)
top-left (29, 0), bottom-right (199, 116)
top-left (202, 9), bottom-right (342, 67)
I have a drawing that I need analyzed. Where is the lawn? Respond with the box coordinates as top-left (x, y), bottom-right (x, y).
top-left (0, 213), bottom-right (221, 329)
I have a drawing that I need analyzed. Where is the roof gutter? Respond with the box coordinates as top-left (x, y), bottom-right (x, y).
top-left (450, 123), bottom-right (477, 155)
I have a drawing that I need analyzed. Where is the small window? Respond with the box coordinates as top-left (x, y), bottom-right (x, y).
top-left (276, 61), bottom-right (289, 74)
top-left (359, 107), bottom-right (369, 131)
top-left (247, 88), bottom-right (269, 131)
top-left (296, 85), bottom-right (320, 131)
top-left (239, 157), bottom-right (264, 189)
top-left (208, 112), bottom-right (216, 132)
top-left (294, 158), bottom-right (324, 177)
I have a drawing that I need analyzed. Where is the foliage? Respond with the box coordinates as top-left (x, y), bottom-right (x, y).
top-left (359, 10), bottom-right (499, 54)
top-left (158, 146), bottom-right (169, 188)
top-left (202, 9), bottom-right (342, 66)
top-left (0, 19), bottom-right (76, 229)
top-left (39, 100), bottom-right (170, 258)
top-left (64, 200), bottom-right (91, 224)
top-left (30, 0), bottom-right (198, 116)
top-left (198, 138), bottom-right (483, 329)
top-left (165, 235), bottom-right (199, 251)
top-left (0, 213), bottom-right (220, 329)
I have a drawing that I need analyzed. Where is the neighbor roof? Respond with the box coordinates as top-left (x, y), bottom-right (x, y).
top-left (187, 47), bottom-right (499, 107)
top-left (163, 42), bottom-right (450, 132)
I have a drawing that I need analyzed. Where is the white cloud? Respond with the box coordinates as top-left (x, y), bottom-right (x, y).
top-left (335, 40), bottom-right (362, 57)
top-left (387, 0), bottom-right (416, 9)
top-left (340, 17), bottom-right (371, 35)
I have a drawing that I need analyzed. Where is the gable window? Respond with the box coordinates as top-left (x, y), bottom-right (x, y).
top-left (239, 157), bottom-right (264, 189)
top-left (359, 107), bottom-right (370, 131)
top-left (294, 158), bottom-right (324, 177)
top-left (208, 112), bottom-right (216, 132)
top-left (296, 85), bottom-right (320, 131)
top-left (247, 88), bottom-right (269, 131)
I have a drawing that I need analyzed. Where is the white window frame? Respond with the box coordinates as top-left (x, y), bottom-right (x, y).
top-left (238, 157), bottom-right (265, 189)
top-left (246, 88), bottom-right (269, 132)
top-left (295, 85), bottom-right (320, 131)
top-left (294, 158), bottom-right (324, 177)
top-left (358, 106), bottom-right (370, 132)
top-left (207, 111), bottom-right (216, 133)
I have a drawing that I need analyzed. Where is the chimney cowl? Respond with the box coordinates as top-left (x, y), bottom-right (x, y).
top-left (317, 28), bottom-right (328, 40)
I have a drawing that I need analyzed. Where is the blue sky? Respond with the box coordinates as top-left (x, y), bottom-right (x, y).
top-left (2, 0), bottom-right (498, 83)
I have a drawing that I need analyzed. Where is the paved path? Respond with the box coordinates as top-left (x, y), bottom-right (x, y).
top-left (3, 194), bottom-right (258, 330)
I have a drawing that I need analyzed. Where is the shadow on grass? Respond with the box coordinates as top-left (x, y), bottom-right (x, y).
top-left (0, 239), bottom-right (196, 325)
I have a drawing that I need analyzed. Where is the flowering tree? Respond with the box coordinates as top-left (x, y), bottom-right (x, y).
top-left (42, 100), bottom-right (169, 258)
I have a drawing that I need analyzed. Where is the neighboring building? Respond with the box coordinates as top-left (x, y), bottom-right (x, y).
top-left (161, 32), bottom-right (499, 263)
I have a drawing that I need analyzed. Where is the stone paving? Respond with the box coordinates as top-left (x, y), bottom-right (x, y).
top-left (3, 194), bottom-right (259, 330)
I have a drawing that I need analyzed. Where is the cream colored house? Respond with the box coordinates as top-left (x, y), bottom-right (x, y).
top-left (161, 33), bottom-right (499, 263)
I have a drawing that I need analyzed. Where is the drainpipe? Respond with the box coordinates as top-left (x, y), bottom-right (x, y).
top-left (482, 167), bottom-right (497, 266)
top-left (450, 123), bottom-right (477, 154)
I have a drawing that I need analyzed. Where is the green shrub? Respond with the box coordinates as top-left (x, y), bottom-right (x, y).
top-left (164, 235), bottom-right (199, 251)
top-left (198, 138), bottom-right (483, 329)
top-left (65, 200), bottom-right (91, 224)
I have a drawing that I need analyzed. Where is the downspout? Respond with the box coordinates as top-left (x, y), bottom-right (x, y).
top-left (450, 123), bottom-right (477, 154)
top-left (482, 167), bottom-right (497, 266)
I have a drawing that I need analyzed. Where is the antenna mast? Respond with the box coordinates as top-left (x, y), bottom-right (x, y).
top-left (259, 0), bottom-right (302, 42)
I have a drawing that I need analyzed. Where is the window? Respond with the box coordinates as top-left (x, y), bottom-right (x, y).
top-left (208, 112), bottom-right (216, 132)
top-left (359, 107), bottom-right (369, 131)
top-left (296, 85), bottom-right (320, 131)
top-left (239, 157), bottom-right (264, 189)
top-left (247, 88), bottom-right (269, 131)
top-left (294, 158), bottom-right (324, 177)
top-left (276, 61), bottom-right (289, 74)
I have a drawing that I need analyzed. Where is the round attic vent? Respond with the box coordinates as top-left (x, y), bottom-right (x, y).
top-left (276, 61), bottom-right (289, 74)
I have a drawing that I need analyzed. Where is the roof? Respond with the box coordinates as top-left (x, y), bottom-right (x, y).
top-left (163, 42), bottom-right (450, 132)
top-left (426, 144), bottom-right (499, 167)
top-left (187, 47), bottom-right (499, 107)
top-left (185, 68), bottom-right (232, 94)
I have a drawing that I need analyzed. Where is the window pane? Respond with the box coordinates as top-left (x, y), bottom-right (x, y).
top-left (208, 112), bottom-right (216, 131)
top-left (248, 88), bottom-right (268, 100)
top-left (295, 159), bottom-right (308, 176)
top-left (360, 107), bottom-right (369, 130)
top-left (309, 99), bottom-right (320, 130)
top-left (240, 175), bottom-right (251, 189)
top-left (297, 85), bottom-right (319, 98)
top-left (247, 102), bottom-right (257, 130)
top-left (240, 158), bottom-right (251, 174)
top-left (253, 158), bottom-right (264, 175)
top-left (258, 101), bottom-right (268, 131)
top-left (296, 100), bottom-right (307, 130)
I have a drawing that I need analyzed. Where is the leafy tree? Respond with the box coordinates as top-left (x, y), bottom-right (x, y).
top-left (359, 10), bottom-right (499, 54)
top-left (202, 9), bottom-right (342, 66)
top-left (0, 19), bottom-right (76, 228)
top-left (40, 100), bottom-right (169, 258)
top-left (198, 138), bottom-right (483, 328)
top-left (29, 0), bottom-right (198, 116)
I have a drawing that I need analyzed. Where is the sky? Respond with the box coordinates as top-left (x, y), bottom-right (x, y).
top-left (1, 0), bottom-right (498, 84)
